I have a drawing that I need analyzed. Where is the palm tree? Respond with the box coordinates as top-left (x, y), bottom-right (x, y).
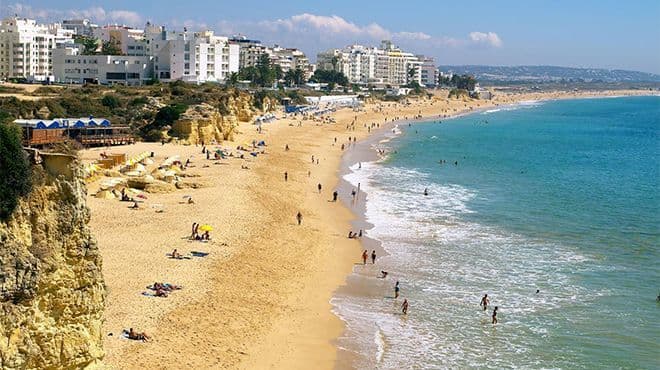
top-left (227, 72), bottom-right (239, 87)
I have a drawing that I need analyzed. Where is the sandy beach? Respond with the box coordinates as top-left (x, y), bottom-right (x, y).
top-left (83, 88), bottom-right (654, 369)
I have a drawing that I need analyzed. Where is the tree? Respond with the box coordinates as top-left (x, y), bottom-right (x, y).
top-left (101, 39), bottom-right (122, 56)
top-left (226, 72), bottom-right (239, 87)
top-left (74, 35), bottom-right (100, 55)
top-left (0, 122), bottom-right (32, 220)
top-left (310, 69), bottom-right (349, 87)
top-left (407, 66), bottom-right (416, 82)
top-left (284, 68), bottom-right (306, 87)
top-left (154, 104), bottom-right (187, 125)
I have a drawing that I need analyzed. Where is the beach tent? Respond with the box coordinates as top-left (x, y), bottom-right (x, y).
top-left (95, 190), bottom-right (116, 199)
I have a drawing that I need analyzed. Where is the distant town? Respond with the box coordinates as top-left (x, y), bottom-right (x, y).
top-left (0, 16), bottom-right (448, 90)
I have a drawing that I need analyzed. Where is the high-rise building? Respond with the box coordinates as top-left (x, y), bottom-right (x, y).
top-left (0, 17), bottom-right (73, 82)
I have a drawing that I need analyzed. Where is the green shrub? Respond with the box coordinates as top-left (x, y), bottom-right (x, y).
top-left (143, 129), bottom-right (163, 142)
top-left (154, 104), bottom-right (187, 125)
top-left (0, 123), bottom-right (32, 220)
top-left (130, 96), bottom-right (148, 106)
top-left (101, 94), bottom-right (121, 109)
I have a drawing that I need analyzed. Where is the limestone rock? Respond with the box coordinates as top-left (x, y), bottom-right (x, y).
top-left (126, 176), bottom-right (154, 190)
top-left (144, 181), bottom-right (176, 194)
top-left (175, 181), bottom-right (205, 190)
top-left (0, 154), bottom-right (105, 369)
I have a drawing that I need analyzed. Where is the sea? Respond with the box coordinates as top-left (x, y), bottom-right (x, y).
top-left (333, 96), bottom-right (660, 369)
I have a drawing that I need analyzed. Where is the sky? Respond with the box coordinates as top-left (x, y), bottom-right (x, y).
top-left (5, 0), bottom-right (660, 74)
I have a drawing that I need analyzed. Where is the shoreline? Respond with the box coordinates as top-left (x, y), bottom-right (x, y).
top-left (84, 90), bottom-right (655, 369)
top-left (327, 92), bottom-right (659, 368)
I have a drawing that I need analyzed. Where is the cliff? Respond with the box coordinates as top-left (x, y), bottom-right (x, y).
top-left (170, 93), bottom-right (277, 144)
top-left (0, 152), bottom-right (106, 369)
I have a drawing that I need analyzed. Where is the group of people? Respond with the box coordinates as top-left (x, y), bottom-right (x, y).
top-left (480, 294), bottom-right (499, 324)
top-left (191, 222), bottom-right (211, 241)
top-left (348, 230), bottom-right (363, 239)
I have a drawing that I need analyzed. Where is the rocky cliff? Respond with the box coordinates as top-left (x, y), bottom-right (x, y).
top-left (170, 93), bottom-right (277, 144)
top-left (0, 152), bottom-right (106, 369)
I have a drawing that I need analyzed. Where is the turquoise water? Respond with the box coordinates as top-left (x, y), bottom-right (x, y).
top-left (337, 96), bottom-right (660, 369)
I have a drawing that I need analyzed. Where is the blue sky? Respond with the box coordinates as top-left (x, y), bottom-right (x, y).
top-left (7, 0), bottom-right (660, 73)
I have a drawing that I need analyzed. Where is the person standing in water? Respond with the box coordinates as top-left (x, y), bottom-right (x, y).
top-left (362, 250), bottom-right (368, 265)
top-left (424, 188), bottom-right (429, 196)
top-left (395, 281), bottom-right (400, 298)
top-left (296, 212), bottom-right (302, 225)
top-left (371, 250), bottom-right (377, 264)
top-left (402, 299), bottom-right (409, 315)
top-left (492, 306), bottom-right (498, 324)
top-left (480, 294), bottom-right (490, 311)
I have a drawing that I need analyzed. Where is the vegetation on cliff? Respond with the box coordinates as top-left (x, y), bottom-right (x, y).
top-left (0, 122), bottom-right (32, 220)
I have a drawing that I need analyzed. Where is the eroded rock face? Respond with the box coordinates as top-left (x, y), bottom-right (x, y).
top-left (0, 156), bottom-right (106, 369)
top-left (170, 92), bottom-right (268, 145)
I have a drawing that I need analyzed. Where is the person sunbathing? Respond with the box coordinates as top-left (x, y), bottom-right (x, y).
top-left (170, 249), bottom-right (182, 259)
top-left (127, 328), bottom-right (150, 342)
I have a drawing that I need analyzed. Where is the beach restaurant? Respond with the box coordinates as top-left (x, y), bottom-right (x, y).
top-left (14, 117), bottom-right (134, 147)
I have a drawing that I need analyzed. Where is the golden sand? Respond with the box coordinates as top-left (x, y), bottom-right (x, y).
top-left (85, 89), bottom-right (652, 369)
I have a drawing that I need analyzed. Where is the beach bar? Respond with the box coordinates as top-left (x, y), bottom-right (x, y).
top-left (14, 117), bottom-right (135, 147)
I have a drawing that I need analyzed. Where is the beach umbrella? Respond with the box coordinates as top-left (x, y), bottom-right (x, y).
top-left (198, 224), bottom-right (213, 232)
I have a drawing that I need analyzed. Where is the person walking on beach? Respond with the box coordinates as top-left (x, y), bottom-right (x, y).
top-left (362, 250), bottom-right (368, 265)
top-left (480, 294), bottom-right (490, 312)
top-left (318, 183), bottom-right (322, 194)
top-left (492, 306), bottom-right (498, 324)
top-left (332, 190), bottom-right (338, 202)
top-left (395, 281), bottom-right (400, 298)
top-left (296, 211), bottom-right (303, 225)
top-left (371, 250), bottom-right (377, 264)
top-left (402, 299), bottom-right (409, 315)
top-left (284, 171), bottom-right (288, 182)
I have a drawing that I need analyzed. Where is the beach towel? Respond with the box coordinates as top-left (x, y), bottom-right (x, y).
top-left (190, 251), bottom-right (209, 257)
top-left (141, 291), bottom-right (165, 297)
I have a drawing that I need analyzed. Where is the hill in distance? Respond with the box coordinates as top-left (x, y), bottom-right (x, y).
top-left (439, 65), bottom-right (660, 83)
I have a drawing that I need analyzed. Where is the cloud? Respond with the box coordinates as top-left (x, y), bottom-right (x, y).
top-left (216, 14), bottom-right (501, 59)
top-left (8, 3), bottom-right (143, 26)
top-left (469, 32), bottom-right (503, 47)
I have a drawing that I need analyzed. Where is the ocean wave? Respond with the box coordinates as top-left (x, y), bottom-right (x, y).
top-left (336, 159), bottom-right (600, 369)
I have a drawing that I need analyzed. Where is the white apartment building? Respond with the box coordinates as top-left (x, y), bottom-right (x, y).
top-left (0, 17), bottom-right (73, 82)
top-left (317, 41), bottom-right (421, 86)
top-left (146, 25), bottom-right (238, 83)
top-left (52, 45), bottom-right (152, 85)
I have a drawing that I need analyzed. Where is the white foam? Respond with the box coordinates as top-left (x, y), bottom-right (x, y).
top-left (336, 156), bottom-right (600, 369)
